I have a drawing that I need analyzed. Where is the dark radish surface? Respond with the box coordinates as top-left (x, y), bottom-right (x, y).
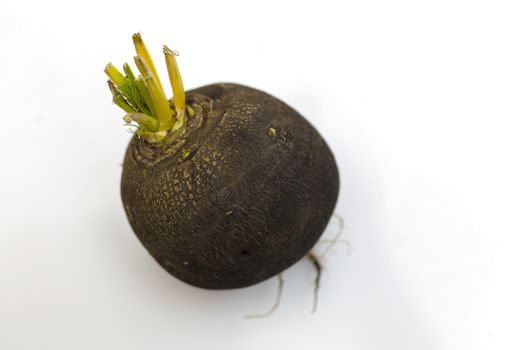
top-left (121, 83), bottom-right (339, 289)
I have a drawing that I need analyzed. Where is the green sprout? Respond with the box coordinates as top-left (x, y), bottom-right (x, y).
top-left (105, 33), bottom-right (186, 143)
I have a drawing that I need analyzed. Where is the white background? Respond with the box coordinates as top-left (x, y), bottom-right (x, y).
top-left (1, 0), bottom-right (524, 349)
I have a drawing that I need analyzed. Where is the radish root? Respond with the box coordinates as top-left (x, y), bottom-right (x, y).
top-left (308, 253), bottom-right (322, 313)
top-left (245, 273), bottom-right (284, 319)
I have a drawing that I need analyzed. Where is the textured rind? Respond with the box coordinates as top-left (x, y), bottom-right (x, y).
top-left (121, 83), bottom-right (339, 289)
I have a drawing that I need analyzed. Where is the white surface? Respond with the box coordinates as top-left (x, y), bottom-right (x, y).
top-left (1, 0), bottom-right (524, 349)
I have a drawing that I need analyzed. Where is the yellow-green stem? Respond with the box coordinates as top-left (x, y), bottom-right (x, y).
top-left (163, 46), bottom-right (185, 120)
top-left (144, 74), bottom-right (173, 131)
top-left (105, 63), bottom-right (125, 85)
top-left (132, 33), bottom-right (164, 95)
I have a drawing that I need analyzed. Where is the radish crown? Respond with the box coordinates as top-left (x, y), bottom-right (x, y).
top-left (105, 33), bottom-right (187, 143)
